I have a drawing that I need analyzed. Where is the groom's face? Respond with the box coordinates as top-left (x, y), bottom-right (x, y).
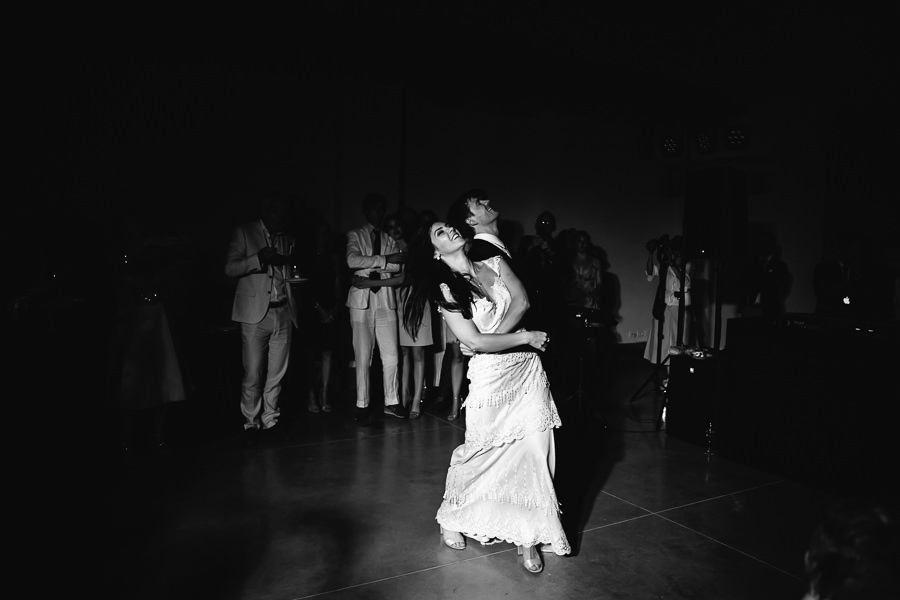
top-left (465, 197), bottom-right (499, 228)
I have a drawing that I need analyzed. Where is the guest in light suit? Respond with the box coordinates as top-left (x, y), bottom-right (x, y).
top-left (225, 193), bottom-right (298, 445)
top-left (346, 193), bottom-right (408, 422)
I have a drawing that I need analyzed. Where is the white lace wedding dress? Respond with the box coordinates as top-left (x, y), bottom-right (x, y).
top-left (435, 256), bottom-right (571, 555)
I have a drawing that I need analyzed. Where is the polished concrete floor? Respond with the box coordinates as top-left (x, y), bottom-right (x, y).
top-left (103, 343), bottom-right (844, 600)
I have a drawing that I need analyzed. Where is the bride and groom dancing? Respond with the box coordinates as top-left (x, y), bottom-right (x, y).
top-left (403, 189), bottom-right (571, 575)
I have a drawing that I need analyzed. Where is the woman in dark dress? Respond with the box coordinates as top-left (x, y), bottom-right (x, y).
top-left (297, 217), bottom-right (342, 413)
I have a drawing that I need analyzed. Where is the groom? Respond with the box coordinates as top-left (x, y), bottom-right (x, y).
top-left (446, 188), bottom-right (513, 264)
top-left (446, 188), bottom-right (531, 338)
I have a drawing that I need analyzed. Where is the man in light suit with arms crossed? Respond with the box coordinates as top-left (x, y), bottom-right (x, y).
top-left (346, 193), bottom-right (408, 422)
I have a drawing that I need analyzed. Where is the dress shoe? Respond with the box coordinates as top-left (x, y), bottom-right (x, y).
top-left (383, 403), bottom-right (409, 419)
top-left (440, 527), bottom-right (466, 550)
top-left (353, 406), bottom-right (370, 423)
top-left (447, 397), bottom-right (463, 421)
top-left (321, 388), bottom-right (332, 413)
top-left (517, 545), bottom-right (543, 574)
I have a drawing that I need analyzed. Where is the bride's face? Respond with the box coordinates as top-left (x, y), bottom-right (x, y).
top-left (430, 222), bottom-right (466, 256)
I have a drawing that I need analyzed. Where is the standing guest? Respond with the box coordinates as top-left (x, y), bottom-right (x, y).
top-left (567, 230), bottom-right (604, 311)
top-left (403, 222), bottom-right (571, 575)
top-left (517, 210), bottom-right (564, 321)
top-left (518, 211), bottom-right (559, 267)
top-left (110, 211), bottom-right (191, 458)
top-left (517, 211), bottom-right (567, 385)
top-left (426, 311), bottom-right (467, 421)
top-left (563, 230), bottom-right (606, 395)
top-left (345, 193), bottom-right (408, 422)
top-left (740, 231), bottom-right (791, 319)
top-left (295, 213), bottom-right (341, 414)
top-left (225, 193), bottom-right (298, 446)
top-left (383, 214), bottom-right (432, 419)
top-left (643, 235), bottom-right (692, 390)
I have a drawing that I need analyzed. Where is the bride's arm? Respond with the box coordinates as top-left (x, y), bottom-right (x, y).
top-left (439, 282), bottom-right (544, 353)
top-left (441, 308), bottom-right (546, 353)
top-left (492, 256), bottom-right (530, 334)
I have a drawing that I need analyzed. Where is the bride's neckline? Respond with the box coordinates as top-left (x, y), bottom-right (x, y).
top-left (466, 261), bottom-right (497, 302)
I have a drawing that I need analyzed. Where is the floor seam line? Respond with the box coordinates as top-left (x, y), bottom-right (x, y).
top-left (600, 479), bottom-right (786, 515)
top-left (593, 483), bottom-right (799, 581)
top-left (653, 480), bottom-right (787, 514)
top-left (289, 549), bottom-right (523, 599)
top-left (653, 512), bottom-right (802, 580)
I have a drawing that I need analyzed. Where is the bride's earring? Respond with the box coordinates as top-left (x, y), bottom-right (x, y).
top-left (434, 252), bottom-right (441, 260)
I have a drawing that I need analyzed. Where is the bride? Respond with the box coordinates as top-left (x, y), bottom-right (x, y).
top-left (402, 222), bottom-right (571, 574)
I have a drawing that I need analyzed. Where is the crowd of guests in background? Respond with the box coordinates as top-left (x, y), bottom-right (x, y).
top-left (232, 191), bottom-right (623, 429)
top-left (9, 189), bottom-right (899, 457)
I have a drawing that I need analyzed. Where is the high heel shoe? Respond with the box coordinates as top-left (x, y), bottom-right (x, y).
top-left (409, 400), bottom-right (421, 419)
top-left (517, 545), bottom-right (543, 574)
top-left (439, 527), bottom-right (466, 550)
top-left (320, 387), bottom-right (332, 413)
top-left (447, 397), bottom-right (461, 421)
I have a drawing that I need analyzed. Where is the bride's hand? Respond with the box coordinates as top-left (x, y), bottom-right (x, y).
top-left (527, 331), bottom-right (549, 351)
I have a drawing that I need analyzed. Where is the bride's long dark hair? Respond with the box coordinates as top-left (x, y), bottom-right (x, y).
top-left (402, 225), bottom-right (485, 340)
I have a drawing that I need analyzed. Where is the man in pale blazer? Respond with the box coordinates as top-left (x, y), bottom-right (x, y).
top-left (346, 193), bottom-right (407, 422)
top-left (225, 193), bottom-right (298, 443)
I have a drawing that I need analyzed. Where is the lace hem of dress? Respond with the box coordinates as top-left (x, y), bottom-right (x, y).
top-left (469, 533), bottom-right (572, 556)
top-left (436, 509), bottom-right (571, 555)
top-left (463, 403), bottom-right (562, 451)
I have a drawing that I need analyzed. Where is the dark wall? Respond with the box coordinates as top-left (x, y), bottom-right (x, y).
top-left (14, 9), bottom-right (899, 338)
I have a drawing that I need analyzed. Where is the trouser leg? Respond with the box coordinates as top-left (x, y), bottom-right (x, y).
top-left (375, 306), bottom-right (399, 406)
top-left (261, 306), bottom-right (292, 428)
top-left (240, 318), bottom-right (270, 428)
top-left (350, 308), bottom-right (375, 408)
